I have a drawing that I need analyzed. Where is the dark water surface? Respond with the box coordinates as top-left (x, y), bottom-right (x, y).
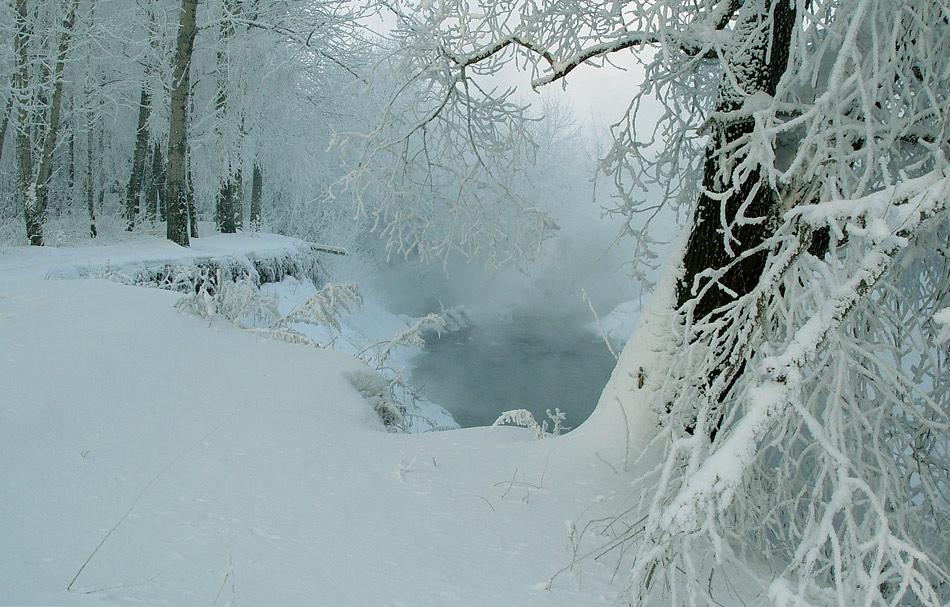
top-left (410, 315), bottom-right (617, 429)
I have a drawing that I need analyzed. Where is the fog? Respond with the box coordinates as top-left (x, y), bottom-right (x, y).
top-left (369, 165), bottom-right (654, 429)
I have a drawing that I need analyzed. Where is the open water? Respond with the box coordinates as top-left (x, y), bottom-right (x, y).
top-left (410, 315), bottom-right (617, 430)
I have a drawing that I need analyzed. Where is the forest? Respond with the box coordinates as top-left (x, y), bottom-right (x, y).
top-left (1, 0), bottom-right (949, 606)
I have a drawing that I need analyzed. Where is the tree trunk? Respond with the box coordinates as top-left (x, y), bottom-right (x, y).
top-left (674, 0), bottom-right (796, 429)
top-left (147, 142), bottom-right (167, 221)
top-left (249, 162), bottom-right (262, 231)
top-left (213, 0), bottom-right (242, 234)
top-left (165, 0), bottom-right (200, 247)
top-left (125, 85), bottom-right (152, 230)
top-left (85, 115), bottom-right (97, 238)
top-left (14, 0), bottom-right (40, 245)
top-left (67, 118), bottom-right (75, 216)
top-left (33, 0), bottom-right (79, 227)
top-left (187, 164), bottom-right (199, 238)
top-left (216, 180), bottom-right (237, 233)
top-left (0, 97), bottom-right (11, 166)
top-left (233, 169), bottom-right (243, 230)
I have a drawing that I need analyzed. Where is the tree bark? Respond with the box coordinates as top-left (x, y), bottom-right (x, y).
top-left (147, 142), bottom-right (167, 221)
top-left (165, 0), bottom-right (200, 247)
top-left (0, 97), bottom-right (11, 166)
top-left (85, 114), bottom-right (98, 238)
top-left (33, 0), bottom-right (79, 227)
top-left (187, 164), bottom-right (199, 238)
top-left (213, 0), bottom-right (242, 234)
top-left (14, 0), bottom-right (40, 245)
top-left (125, 85), bottom-right (152, 230)
top-left (249, 162), bottom-right (262, 231)
top-left (233, 169), bottom-right (243, 230)
top-left (13, 0), bottom-right (79, 245)
top-left (675, 0), bottom-right (796, 429)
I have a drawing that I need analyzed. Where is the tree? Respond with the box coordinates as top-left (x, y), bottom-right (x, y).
top-left (211, 0), bottom-right (242, 234)
top-left (165, 0), bottom-right (199, 247)
top-left (372, 0), bottom-right (950, 604)
top-left (12, 0), bottom-right (79, 246)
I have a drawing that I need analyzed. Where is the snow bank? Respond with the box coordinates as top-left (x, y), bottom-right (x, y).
top-left (0, 231), bottom-right (325, 286)
top-left (0, 277), bottom-right (631, 606)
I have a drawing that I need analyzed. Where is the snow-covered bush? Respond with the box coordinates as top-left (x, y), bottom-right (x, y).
top-left (282, 282), bottom-right (363, 333)
top-left (493, 408), bottom-right (568, 439)
top-left (358, 313), bottom-right (445, 371)
top-left (174, 273), bottom-right (281, 329)
top-left (347, 370), bottom-right (407, 432)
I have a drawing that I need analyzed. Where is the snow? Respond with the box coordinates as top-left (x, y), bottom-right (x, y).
top-left (0, 238), bottom-right (634, 606)
top-left (0, 230), bottom-right (316, 283)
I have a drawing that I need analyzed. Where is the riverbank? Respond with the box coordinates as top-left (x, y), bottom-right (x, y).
top-left (0, 235), bottom-right (637, 605)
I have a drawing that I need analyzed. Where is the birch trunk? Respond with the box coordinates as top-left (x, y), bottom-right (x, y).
top-left (213, 0), bottom-right (242, 234)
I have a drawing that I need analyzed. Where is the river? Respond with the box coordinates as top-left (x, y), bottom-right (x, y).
top-left (409, 315), bottom-right (617, 430)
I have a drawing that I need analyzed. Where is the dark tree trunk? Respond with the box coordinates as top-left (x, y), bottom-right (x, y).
top-left (147, 142), bottom-right (167, 221)
top-left (0, 97), bottom-right (11, 166)
top-left (213, 0), bottom-right (242, 234)
top-left (165, 0), bottom-right (199, 247)
top-left (216, 179), bottom-right (237, 233)
top-left (85, 116), bottom-right (97, 238)
top-left (125, 85), bottom-right (151, 230)
top-left (249, 163), bottom-right (262, 231)
top-left (675, 0), bottom-right (797, 431)
top-left (233, 169), bottom-right (243, 230)
top-left (67, 119), bottom-right (75, 216)
top-left (187, 165), bottom-right (198, 238)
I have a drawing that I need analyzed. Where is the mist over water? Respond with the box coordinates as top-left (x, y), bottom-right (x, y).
top-left (410, 315), bottom-right (617, 429)
top-left (364, 150), bottom-right (663, 431)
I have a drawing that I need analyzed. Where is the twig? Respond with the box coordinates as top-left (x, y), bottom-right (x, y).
top-left (582, 288), bottom-right (619, 361)
top-left (67, 411), bottom-right (236, 592)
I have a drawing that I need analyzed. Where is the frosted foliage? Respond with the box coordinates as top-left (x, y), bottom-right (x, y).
top-left (618, 180), bottom-right (950, 607)
top-left (492, 407), bottom-right (567, 439)
top-left (492, 409), bottom-right (546, 440)
top-left (347, 370), bottom-right (407, 432)
top-left (334, 5), bottom-right (572, 267)
top-left (377, 0), bottom-right (950, 604)
top-left (283, 282), bottom-right (363, 333)
top-left (599, 1), bottom-right (950, 603)
top-left (359, 313), bottom-right (445, 370)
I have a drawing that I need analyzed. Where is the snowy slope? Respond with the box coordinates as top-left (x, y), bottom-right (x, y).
top-left (0, 248), bottom-right (635, 605)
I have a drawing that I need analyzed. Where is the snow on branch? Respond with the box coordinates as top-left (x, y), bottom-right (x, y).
top-left (282, 282), bottom-right (363, 333)
top-left (616, 169), bottom-right (950, 605)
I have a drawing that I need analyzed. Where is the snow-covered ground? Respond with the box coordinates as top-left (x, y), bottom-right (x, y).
top-left (0, 234), bottom-right (637, 606)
